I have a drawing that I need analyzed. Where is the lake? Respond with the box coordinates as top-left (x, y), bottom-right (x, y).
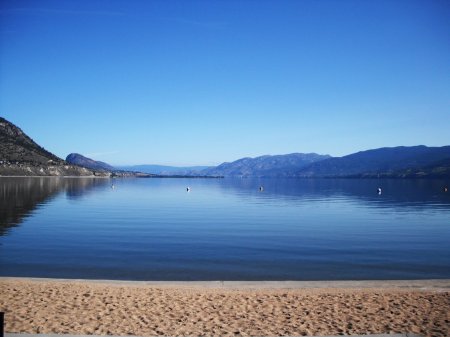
top-left (1, 177), bottom-right (449, 281)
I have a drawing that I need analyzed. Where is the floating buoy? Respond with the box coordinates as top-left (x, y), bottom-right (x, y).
top-left (259, 186), bottom-right (264, 191)
top-left (377, 187), bottom-right (382, 195)
top-left (186, 187), bottom-right (190, 192)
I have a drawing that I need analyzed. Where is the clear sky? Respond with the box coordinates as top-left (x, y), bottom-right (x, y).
top-left (1, 0), bottom-right (449, 166)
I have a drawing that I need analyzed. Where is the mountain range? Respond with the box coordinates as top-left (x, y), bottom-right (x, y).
top-left (67, 147), bottom-right (450, 179)
top-left (1, 117), bottom-right (450, 178)
top-left (295, 146), bottom-right (450, 178)
top-left (201, 153), bottom-right (331, 177)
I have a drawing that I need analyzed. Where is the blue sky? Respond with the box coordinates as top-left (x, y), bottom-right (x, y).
top-left (1, 0), bottom-right (449, 166)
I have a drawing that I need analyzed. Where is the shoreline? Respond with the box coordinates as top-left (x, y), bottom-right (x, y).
top-left (1, 277), bottom-right (450, 290)
top-left (0, 175), bottom-right (448, 180)
top-left (1, 277), bottom-right (449, 336)
top-left (0, 175), bottom-right (151, 178)
top-left (0, 175), bottom-right (110, 178)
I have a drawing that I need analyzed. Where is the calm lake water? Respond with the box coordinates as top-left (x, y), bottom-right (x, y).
top-left (1, 177), bottom-right (449, 281)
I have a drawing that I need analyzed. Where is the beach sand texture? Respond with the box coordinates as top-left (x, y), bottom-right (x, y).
top-left (1, 279), bottom-right (449, 337)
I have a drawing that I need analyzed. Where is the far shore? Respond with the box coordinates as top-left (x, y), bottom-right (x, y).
top-left (1, 277), bottom-right (449, 337)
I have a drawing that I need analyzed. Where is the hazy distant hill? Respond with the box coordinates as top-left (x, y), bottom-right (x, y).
top-left (117, 164), bottom-right (211, 175)
top-left (201, 153), bottom-right (331, 177)
top-left (297, 146), bottom-right (450, 178)
top-left (0, 117), bottom-right (95, 176)
top-left (65, 154), bottom-right (159, 177)
top-left (66, 153), bottom-right (115, 172)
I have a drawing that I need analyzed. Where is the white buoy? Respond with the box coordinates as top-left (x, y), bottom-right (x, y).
top-left (186, 187), bottom-right (190, 192)
top-left (259, 186), bottom-right (264, 191)
top-left (377, 187), bottom-right (382, 195)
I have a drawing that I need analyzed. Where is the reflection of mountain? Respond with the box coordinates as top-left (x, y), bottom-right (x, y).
top-left (215, 178), bottom-right (450, 210)
top-left (62, 178), bottom-right (110, 200)
top-left (0, 178), bottom-right (109, 235)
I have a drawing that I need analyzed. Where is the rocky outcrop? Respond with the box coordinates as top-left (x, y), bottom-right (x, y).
top-left (0, 162), bottom-right (99, 176)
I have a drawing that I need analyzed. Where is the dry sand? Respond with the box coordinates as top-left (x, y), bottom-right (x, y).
top-left (1, 278), bottom-right (449, 337)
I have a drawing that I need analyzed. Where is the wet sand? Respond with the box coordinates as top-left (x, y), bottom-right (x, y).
top-left (1, 278), bottom-right (449, 337)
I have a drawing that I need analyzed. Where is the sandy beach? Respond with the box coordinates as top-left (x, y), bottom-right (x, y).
top-left (1, 278), bottom-right (449, 337)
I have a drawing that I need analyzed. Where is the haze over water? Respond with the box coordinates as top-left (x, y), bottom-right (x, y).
top-left (1, 177), bottom-right (449, 281)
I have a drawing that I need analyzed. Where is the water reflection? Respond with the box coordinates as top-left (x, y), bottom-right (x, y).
top-left (1, 177), bottom-right (449, 237)
top-left (0, 177), bottom-right (109, 235)
top-left (217, 178), bottom-right (450, 210)
top-left (1, 177), bottom-right (449, 280)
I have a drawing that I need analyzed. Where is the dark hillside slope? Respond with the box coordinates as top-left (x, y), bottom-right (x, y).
top-left (370, 157), bottom-right (450, 178)
top-left (298, 146), bottom-right (450, 177)
top-left (0, 117), bottom-right (95, 176)
top-left (0, 117), bottom-right (62, 165)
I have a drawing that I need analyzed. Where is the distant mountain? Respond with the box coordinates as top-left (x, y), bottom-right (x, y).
top-left (66, 153), bottom-right (115, 171)
top-left (117, 164), bottom-right (212, 175)
top-left (0, 117), bottom-right (96, 176)
top-left (65, 154), bottom-right (159, 177)
top-left (297, 146), bottom-right (450, 178)
top-left (201, 153), bottom-right (331, 177)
